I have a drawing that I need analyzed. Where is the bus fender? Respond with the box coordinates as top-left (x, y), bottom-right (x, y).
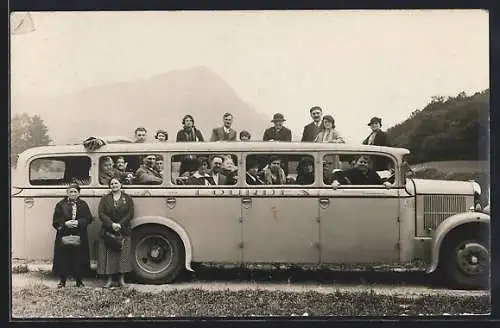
top-left (131, 216), bottom-right (194, 272)
top-left (427, 212), bottom-right (490, 273)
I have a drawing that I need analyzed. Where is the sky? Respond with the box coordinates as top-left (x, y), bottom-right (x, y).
top-left (10, 10), bottom-right (489, 142)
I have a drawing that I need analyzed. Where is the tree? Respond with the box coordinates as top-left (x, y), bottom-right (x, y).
top-left (387, 89), bottom-right (489, 163)
top-left (431, 95), bottom-right (445, 103)
top-left (11, 113), bottom-right (52, 167)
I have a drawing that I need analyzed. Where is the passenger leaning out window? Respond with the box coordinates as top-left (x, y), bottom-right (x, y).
top-left (331, 155), bottom-right (392, 189)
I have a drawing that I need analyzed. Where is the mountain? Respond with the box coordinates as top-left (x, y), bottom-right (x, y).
top-left (386, 89), bottom-right (489, 164)
top-left (12, 66), bottom-right (271, 144)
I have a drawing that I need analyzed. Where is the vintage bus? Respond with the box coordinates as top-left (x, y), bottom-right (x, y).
top-left (10, 141), bottom-right (490, 289)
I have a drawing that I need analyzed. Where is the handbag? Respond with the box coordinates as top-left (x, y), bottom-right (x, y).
top-left (61, 235), bottom-right (81, 246)
top-left (102, 230), bottom-right (124, 252)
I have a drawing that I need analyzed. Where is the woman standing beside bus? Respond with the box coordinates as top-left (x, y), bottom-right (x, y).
top-left (97, 177), bottom-right (135, 288)
top-left (52, 182), bottom-right (92, 288)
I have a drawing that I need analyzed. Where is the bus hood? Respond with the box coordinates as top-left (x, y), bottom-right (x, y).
top-left (411, 178), bottom-right (474, 195)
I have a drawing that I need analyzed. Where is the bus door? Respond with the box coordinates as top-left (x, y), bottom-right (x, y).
top-left (240, 153), bottom-right (320, 264)
top-left (165, 153), bottom-right (242, 263)
top-left (319, 153), bottom-right (400, 264)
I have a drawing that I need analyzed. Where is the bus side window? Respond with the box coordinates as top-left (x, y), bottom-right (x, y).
top-left (29, 156), bottom-right (91, 186)
top-left (245, 154), bottom-right (315, 186)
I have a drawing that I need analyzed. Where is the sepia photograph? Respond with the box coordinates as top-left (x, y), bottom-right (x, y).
top-left (10, 9), bottom-right (490, 318)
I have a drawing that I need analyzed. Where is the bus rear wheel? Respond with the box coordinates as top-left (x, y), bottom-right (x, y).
top-left (131, 225), bottom-right (185, 284)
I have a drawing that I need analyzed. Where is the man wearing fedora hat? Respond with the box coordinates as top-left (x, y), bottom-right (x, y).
top-left (263, 113), bottom-right (292, 142)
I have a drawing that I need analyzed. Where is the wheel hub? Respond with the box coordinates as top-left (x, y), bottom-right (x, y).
top-left (456, 242), bottom-right (489, 276)
top-left (149, 245), bottom-right (163, 260)
top-left (135, 235), bottom-right (174, 274)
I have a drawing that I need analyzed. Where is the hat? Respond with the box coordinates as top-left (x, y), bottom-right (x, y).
top-left (271, 113), bottom-right (286, 122)
top-left (368, 117), bottom-right (382, 126)
top-left (323, 115), bottom-right (335, 123)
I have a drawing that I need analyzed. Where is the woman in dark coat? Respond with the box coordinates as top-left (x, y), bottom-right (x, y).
top-left (52, 182), bottom-right (92, 287)
top-left (362, 117), bottom-right (389, 147)
top-left (362, 117), bottom-right (391, 171)
top-left (97, 177), bottom-right (135, 288)
top-left (176, 114), bottom-right (205, 142)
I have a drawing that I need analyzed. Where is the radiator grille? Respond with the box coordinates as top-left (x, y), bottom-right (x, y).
top-left (423, 194), bottom-right (467, 230)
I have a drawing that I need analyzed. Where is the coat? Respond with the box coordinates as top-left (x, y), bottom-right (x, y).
top-left (134, 165), bottom-right (163, 185)
top-left (362, 130), bottom-right (392, 170)
top-left (98, 192), bottom-right (135, 236)
top-left (263, 166), bottom-right (286, 185)
top-left (314, 129), bottom-right (345, 143)
top-left (210, 127), bottom-right (237, 141)
top-left (332, 168), bottom-right (383, 186)
top-left (262, 126), bottom-right (292, 142)
top-left (208, 170), bottom-right (229, 185)
top-left (301, 122), bottom-right (322, 142)
top-left (186, 171), bottom-right (217, 185)
top-left (99, 169), bottom-right (121, 186)
top-left (52, 198), bottom-right (92, 277)
top-left (246, 172), bottom-right (265, 185)
top-left (176, 127), bottom-right (205, 142)
top-left (362, 130), bottom-right (389, 146)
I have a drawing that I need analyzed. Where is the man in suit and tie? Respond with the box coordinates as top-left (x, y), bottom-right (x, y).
top-left (263, 113), bottom-right (292, 142)
top-left (301, 106), bottom-right (323, 142)
top-left (210, 112), bottom-right (237, 141)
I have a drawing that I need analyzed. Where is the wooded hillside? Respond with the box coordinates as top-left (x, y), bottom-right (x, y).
top-left (386, 89), bottom-right (489, 164)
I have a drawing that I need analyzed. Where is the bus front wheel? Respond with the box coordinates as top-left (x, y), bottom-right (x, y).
top-left (440, 226), bottom-right (489, 290)
top-left (131, 225), bottom-right (185, 284)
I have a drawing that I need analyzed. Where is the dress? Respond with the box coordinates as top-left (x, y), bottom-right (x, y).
top-left (96, 192), bottom-right (134, 275)
top-left (52, 198), bottom-right (92, 278)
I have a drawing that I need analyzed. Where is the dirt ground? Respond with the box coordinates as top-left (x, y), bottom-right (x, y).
top-left (11, 260), bottom-right (490, 298)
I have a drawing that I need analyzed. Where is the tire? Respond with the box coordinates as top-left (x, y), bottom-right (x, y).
top-left (439, 226), bottom-right (490, 290)
top-left (131, 225), bottom-right (185, 284)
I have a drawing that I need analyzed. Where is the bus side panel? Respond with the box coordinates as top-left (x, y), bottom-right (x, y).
top-left (85, 197), bottom-right (102, 264)
top-left (23, 197), bottom-right (59, 261)
top-left (11, 197), bottom-right (26, 260)
top-left (23, 194), bottom-right (96, 261)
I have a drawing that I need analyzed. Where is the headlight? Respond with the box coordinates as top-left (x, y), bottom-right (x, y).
top-left (471, 181), bottom-right (482, 196)
top-left (470, 181), bottom-right (482, 212)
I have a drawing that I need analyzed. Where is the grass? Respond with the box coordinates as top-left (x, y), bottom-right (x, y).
top-left (12, 264), bottom-right (29, 274)
top-left (11, 283), bottom-right (490, 318)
